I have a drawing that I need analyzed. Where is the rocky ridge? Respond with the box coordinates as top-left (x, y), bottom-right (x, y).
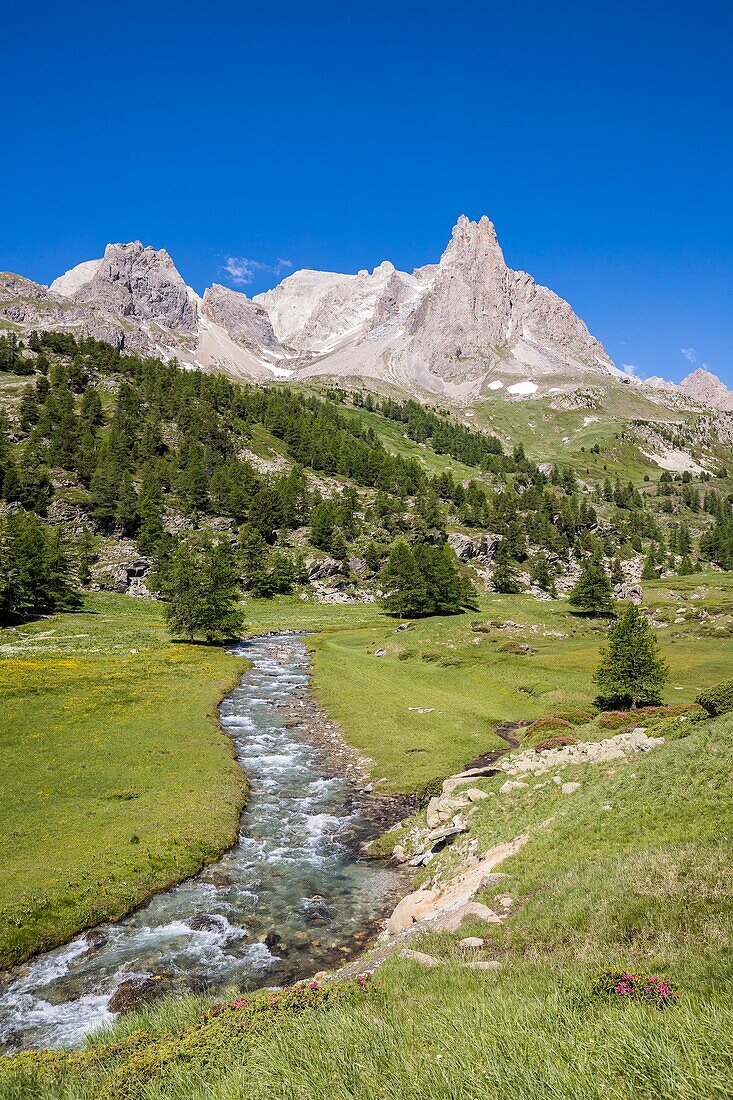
top-left (5, 218), bottom-right (726, 407)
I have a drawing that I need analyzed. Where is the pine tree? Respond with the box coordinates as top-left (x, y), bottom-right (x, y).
top-left (238, 523), bottom-right (269, 590)
top-left (380, 539), bottom-right (429, 617)
top-left (529, 551), bottom-right (557, 597)
top-left (164, 539), bottom-right (244, 643)
top-left (610, 556), bottom-right (624, 585)
top-left (0, 509), bottom-right (78, 623)
top-left (569, 555), bottom-right (615, 615)
top-left (594, 603), bottom-right (668, 708)
top-left (677, 554), bottom-right (695, 576)
top-left (413, 540), bottom-right (475, 613)
top-left (641, 548), bottom-right (658, 580)
top-left (491, 541), bottom-right (522, 595)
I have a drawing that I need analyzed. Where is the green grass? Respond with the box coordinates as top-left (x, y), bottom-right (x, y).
top-left (335, 403), bottom-right (486, 481)
top-left (304, 579), bottom-right (733, 791)
top-left (0, 594), bottom-right (247, 968)
top-left (4, 711), bottom-right (732, 1099)
top-left (473, 391), bottom-right (683, 483)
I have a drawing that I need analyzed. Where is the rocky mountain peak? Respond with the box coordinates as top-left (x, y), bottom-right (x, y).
top-left (54, 241), bottom-right (198, 333)
top-left (680, 367), bottom-right (733, 410)
top-left (444, 214), bottom-right (503, 266)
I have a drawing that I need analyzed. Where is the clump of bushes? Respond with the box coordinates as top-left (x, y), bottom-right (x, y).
top-left (696, 678), bottom-right (733, 717)
top-left (551, 709), bottom-right (595, 725)
top-left (534, 735), bottom-right (577, 753)
top-left (597, 710), bottom-right (635, 730)
top-left (527, 716), bottom-right (573, 736)
top-left (415, 775), bottom-right (444, 810)
top-left (599, 703), bottom-right (707, 730)
top-left (644, 715), bottom-right (693, 741)
top-left (589, 970), bottom-right (679, 1009)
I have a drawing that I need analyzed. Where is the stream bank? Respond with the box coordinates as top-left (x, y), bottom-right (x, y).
top-left (0, 635), bottom-right (406, 1054)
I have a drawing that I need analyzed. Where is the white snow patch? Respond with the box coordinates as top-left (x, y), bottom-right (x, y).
top-left (507, 380), bottom-right (538, 395)
top-left (487, 380), bottom-right (504, 391)
top-left (50, 259), bottom-right (102, 297)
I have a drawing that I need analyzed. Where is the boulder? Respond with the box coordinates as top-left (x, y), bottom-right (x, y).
top-left (426, 797), bottom-right (443, 828)
top-left (440, 902), bottom-right (502, 931)
top-left (458, 936), bottom-right (485, 949)
top-left (561, 782), bottom-right (581, 795)
top-left (447, 533), bottom-right (498, 562)
top-left (306, 556), bottom-right (342, 581)
top-left (108, 975), bottom-right (168, 1014)
top-left (464, 788), bottom-right (489, 802)
top-left (499, 780), bottom-right (528, 794)
top-left (400, 948), bottom-right (442, 967)
top-left (614, 581), bottom-right (643, 605)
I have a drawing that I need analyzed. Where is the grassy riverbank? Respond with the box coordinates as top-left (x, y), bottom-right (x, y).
top-left (0, 594), bottom-right (247, 968)
top-left (304, 575), bottom-right (733, 791)
top-left (3, 577), bottom-right (730, 968)
top-left (3, 709), bottom-right (731, 1099)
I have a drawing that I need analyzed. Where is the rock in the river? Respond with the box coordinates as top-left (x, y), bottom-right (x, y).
top-left (108, 975), bottom-right (169, 1013)
top-left (189, 914), bottom-right (226, 933)
top-left (84, 929), bottom-right (108, 951)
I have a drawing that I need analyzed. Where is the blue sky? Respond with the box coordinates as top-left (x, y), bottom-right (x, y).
top-left (2, 1), bottom-right (731, 384)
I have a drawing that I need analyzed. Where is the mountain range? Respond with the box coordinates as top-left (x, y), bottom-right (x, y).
top-left (2, 216), bottom-right (731, 409)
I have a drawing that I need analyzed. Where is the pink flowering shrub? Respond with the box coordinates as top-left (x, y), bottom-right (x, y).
top-left (206, 971), bottom-right (373, 1020)
top-left (590, 969), bottom-right (680, 1009)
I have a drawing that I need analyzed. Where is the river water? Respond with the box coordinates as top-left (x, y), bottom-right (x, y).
top-left (0, 635), bottom-right (402, 1054)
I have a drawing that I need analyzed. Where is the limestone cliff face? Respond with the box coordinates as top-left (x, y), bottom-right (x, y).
top-left (201, 284), bottom-right (280, 352)
top-left (404, 215), bottom-right (613, 381)
top-left (71, 242), bottom-right (198, 333)
top-left (0, 272), bottom-right (133, 351)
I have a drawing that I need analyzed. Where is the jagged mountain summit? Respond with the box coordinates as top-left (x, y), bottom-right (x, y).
top-left (679, 367), bottom-right (733, 411)
top-left (1, 217), bottom-right (727, 406)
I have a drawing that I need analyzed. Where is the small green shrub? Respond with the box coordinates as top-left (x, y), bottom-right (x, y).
top-left (645, 715), bottom-right (693, 740)
top-left (588, 970), bottom-right (679, 1009)
top-left (534, 735), bottom-right (577, 752)
top-left (414, 775), bottom-right (444, 810)
top-left (696, 678), bottom-right (733, 717)
top-left (551, 709), bottom-right (595, 725)
top-left (527, 716), bottom-right (573, 736)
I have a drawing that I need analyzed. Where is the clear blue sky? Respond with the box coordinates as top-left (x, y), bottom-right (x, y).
top-left (2, 1), bottom-right (731, 384)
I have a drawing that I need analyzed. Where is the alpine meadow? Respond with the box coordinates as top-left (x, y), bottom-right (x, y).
top-left (1, 3), bottom-right (733, 1097)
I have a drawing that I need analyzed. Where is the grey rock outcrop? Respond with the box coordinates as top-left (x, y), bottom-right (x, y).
top-left (404, 215), bottom-right (614, 386)
top-left (65, 242), bottom-right (198, 332)
top-left (201, 283), bottom-right (281, 352)
top-left (8, 218), bottom-right (728, 411)
top-left (447, 532), bottom-right (498, 562)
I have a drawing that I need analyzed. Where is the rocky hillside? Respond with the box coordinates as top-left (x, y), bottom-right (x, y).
top-left (5, 218), bottom-right (730, 408)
